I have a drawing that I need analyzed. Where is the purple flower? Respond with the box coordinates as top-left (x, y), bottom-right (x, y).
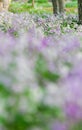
top-left (64, 102), bottom-right (82, 120)
top-left (62, 37), bottom-right (80, 52)
top-left (52, 121), bottom-right (68, 130)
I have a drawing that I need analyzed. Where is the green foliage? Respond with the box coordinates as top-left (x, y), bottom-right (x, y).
top-left (35, 54), bottom-right (60, 84)
top-left (35, 0), bottom-right (48, 3)
top-left (5, 104), bottom-right (60, 130)
top-left (9, 1), bottom-right (51, 14)
top-left (71, 121), bottom-right (82, 130)
top-left (9, 1), bottom-right (77, 14)
top-left (0, 82), bottom-right (61, 129)
top-left (65, 1), bottom-right (77, 8)
top-left (28, 0), bottom-right (48, 3)
top-left (9, 2), bottom-right (32, 13)
top-left (71, 0), bottom-right (77, 2)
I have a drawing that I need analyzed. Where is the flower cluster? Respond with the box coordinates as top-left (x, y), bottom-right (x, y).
top-left (0, 11), bottom-right (82, 130)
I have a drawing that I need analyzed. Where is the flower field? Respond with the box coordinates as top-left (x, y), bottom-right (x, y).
top-left (0, 11), bottom-right (82, 130)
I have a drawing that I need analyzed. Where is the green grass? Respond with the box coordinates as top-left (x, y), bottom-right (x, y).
top-left (9, 1), bottom-right (77, 14)
top-left (65, 1), bottom-right (77, 8)
top-left (9, 1), bottom-right (52, 14)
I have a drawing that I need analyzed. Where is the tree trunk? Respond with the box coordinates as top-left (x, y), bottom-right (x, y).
top-left (52, 0), bottom-right (58, 15)
top-left (52, 0), bottom-right (64, 15)
top-left (3, 0), bottom-right (11, 10)
top-left (78, 0), bottom-right (82, 24)
top-left (32, 0), bottom-right (34, 7)
top-left (58, 0), bottom-right (64, 14)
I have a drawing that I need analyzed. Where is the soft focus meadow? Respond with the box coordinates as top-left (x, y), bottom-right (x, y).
top-left (0, 10), bottom-right (82, 130)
